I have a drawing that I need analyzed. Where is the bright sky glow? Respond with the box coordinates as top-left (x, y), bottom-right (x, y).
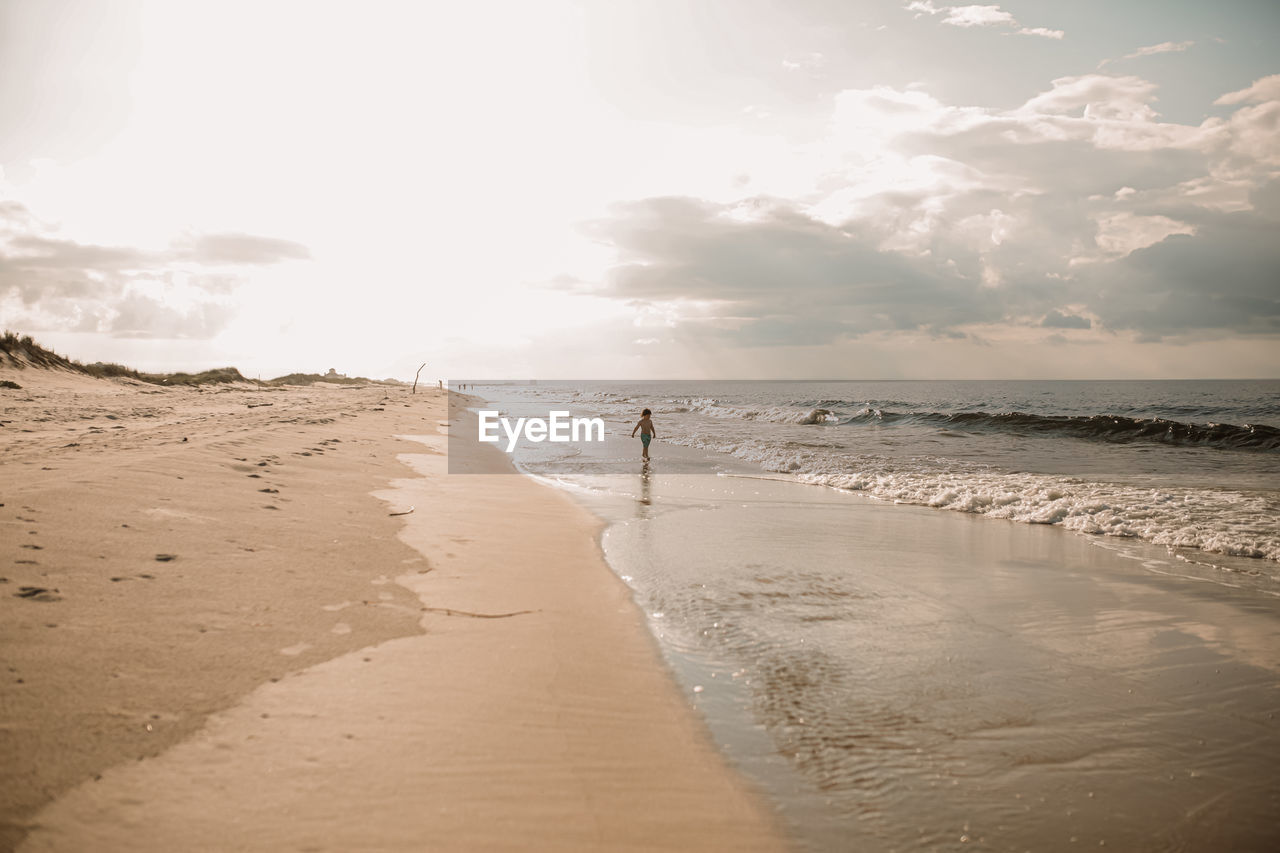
top-left (1, 0), bottom-right (1277, 379)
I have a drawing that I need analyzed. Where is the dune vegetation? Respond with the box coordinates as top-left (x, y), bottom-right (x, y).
top-left (1, 332), bottom-right (401, 387)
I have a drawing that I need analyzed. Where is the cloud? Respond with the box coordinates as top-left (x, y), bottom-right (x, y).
top-left (5, 234), bottom-right (151, 271)
top-left (903, 74), bottom-right (1214, 156)
top-left (1018, 27), bottom-right (1064, 40)
top-left (1018, 74), bottom-right (1161, 122)
top-left (566, 74), bottom-right (1280, 348)
top-left (1130, 40), bottom-right (1194, 58)
top-left (1203, 75), bottom-right (1280, 176)
top-left (1079, 189), bottom-right (1280, 338)
top-left (575, 196), bottom-right (1006, 346)
top-left (1041, 310), bottom-right (1091, 329)
top-left (1214, 74), bottom-right (1280, 106)
top-left (175, 232), bottom-right (311, 265)
top-left (781, 52), bottom-right (825, 74)
top-left (108, 292), bottom-right (239, 339)
top-left (904, 2), bottom-right (1063, 39)
top-left (0, 202), bottom-right (310, 339)
top-left (1091, 212), bottom-right (1196, 258)
top-left (578, 190), bottom-right (1278, 345)
top-left (1099, 40), bottom-right (1195, 68)
top-left (942, 5), bottom-right (1013, 28)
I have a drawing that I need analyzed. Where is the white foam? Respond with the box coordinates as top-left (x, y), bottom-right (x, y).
top-left (479, 383), bottom-right (1280, 568)
top-left (673, 433), bottom-right (1280, 564)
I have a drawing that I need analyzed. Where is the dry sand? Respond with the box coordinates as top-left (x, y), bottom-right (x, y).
top-left (1, 366), bottom-right (784, 851)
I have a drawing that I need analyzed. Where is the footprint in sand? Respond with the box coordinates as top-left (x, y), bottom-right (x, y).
top-left (279, 642), bottom-right (311, 656)
top-left (15, 586), bottom-right (61, 602)
top-left (330, 623), bottom-right (352, 635)
top-left (321, 601), bottom-right (353, 612)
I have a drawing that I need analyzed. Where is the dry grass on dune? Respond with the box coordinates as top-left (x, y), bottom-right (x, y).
top-left (1, 332), bottom-right (405, 388)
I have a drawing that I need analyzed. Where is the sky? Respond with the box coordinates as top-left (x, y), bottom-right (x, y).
top-left (1, 0), bottom-right (1277, 380)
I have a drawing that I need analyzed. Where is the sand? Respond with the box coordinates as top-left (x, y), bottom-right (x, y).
top-left (0, 366), bottom-right (785, 851)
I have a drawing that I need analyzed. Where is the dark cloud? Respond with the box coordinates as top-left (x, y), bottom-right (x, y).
top-left (571, 69), bottom-right (1280, 349)
top-left (1083, 212), bottom-right (1280, 337)
top-left (575, 179), bottom-right (1280, 346)
top-left (578, 196), bottom-right (1007, 346)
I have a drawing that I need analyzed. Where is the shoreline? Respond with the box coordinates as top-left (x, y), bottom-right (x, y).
top-left (5, 373), bottom-right (786, 851)
top-left (544, 460), bottom-right (1280, 850)
top-left (463, 385), bottom-right (1280, 848)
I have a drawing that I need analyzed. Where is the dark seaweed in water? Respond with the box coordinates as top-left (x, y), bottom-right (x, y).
top-left (840, 410), bottom-right (1280, 451)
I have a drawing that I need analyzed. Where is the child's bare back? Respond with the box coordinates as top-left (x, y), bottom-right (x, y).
top-left (630, 408), bottom-right (657, 459)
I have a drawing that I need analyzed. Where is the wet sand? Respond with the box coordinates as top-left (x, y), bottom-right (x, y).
top-left (1, 368), bottom-right (784, 851)
top-left (576, 470), bottom-right (1280, 851)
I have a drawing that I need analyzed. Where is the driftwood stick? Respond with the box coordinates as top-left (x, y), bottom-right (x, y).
top-left (412, 362), bottom-right (426, 394)
top-left (389, 506), bottom-right (415, 517)
top-left (421, 607), bottom-right (537, 619)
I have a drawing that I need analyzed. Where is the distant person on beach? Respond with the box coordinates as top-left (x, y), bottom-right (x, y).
top-left (631, 408), bottom-right (657, 461)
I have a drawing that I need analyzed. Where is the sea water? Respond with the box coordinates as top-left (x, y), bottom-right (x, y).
top-left (455, 380), bottom-right (1280, 850)
top-left (467, 380), bottom-right (1279, 572)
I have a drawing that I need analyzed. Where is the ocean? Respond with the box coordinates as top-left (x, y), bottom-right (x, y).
top-left (465, 379), bottom-right (1279, 571)
top-left (454, 380), bottom-right (1280, 850)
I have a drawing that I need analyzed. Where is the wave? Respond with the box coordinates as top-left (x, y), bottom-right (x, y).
top-left (656, 399), bottom-right (841, 425)
top-left (481, 384), bottom-right (1280, 567)
top-left (670, 434), bottom-right (1280, 564)
top-left (846, 410), bottom-right (1280, 451)
top-left (674, 399), bottom-right (1278, 451)
top-left (533, 388), bottom-right (1278, 451)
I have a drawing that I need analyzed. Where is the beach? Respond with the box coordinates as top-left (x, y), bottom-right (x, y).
top-left (5, 365), bottom-right (1279, 852)
top-left (4, 0), bottom-right (1278, 847)
top-left (460, 380), bottom-right (1280, 850)
top-left (5, 0), bottom-right (1279, 845)
top-left (594, 475), bottom-right (1280, 850)
top-left (0, 367), bottom-right (783, 851)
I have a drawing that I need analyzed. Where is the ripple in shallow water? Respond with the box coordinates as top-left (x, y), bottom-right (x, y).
top-left (602, 487), bottom-right (1280, 852)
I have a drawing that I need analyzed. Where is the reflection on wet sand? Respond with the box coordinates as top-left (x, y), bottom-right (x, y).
top-left (597, 474), bottom-right (1280, 852)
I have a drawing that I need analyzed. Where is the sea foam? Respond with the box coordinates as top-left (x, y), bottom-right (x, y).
top-left (673, 433), bottom-right (1280, 564)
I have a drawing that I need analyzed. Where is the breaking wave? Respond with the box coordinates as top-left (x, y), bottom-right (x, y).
top-left (670, 435), bottom-right (1280, 563)
top-left (844, 410), bottom-right (1280, 451)
top-left (667, 400), bottom-right (1277, 451)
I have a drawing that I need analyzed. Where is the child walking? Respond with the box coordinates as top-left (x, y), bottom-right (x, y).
top-left (631, 408), bottom-right (657, 461)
